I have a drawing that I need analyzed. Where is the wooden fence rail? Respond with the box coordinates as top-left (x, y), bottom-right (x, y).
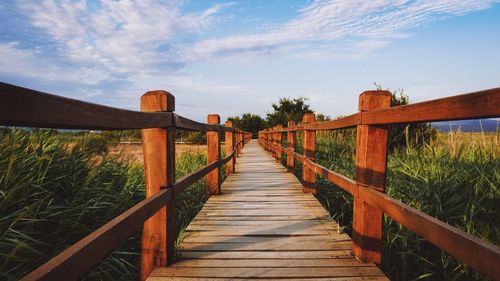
top-left (0, 82), bottom-right (251, 281)
top-left (258, 88), bottom-right (500, 280)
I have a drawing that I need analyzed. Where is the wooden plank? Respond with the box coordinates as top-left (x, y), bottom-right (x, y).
top-left (180, 250), bottom-right (354, 259)
top-left (362, 87), bottom-right (500, 124)
top-left (197, 209), bottom-right (329, 216)
top-left (303, 113), bottom-right (360, 131)
top-left (140, 91), bottom-right (176, 281)
top-left (174, 114), bottom-right (217, 132)
top-left (183, 229), bottom-right (337, 237)
top-left (148, 276), bottom-right (388, 281)
top-left (151, 141), bottom-right (387, 280)
top-left (303, 158), bottom-right (358, 195)
top-left (186, 222), bottom-right (336, 232)
top-left (148, 277), bottom-right (388, 281)
top-left (149, 267), bottom-right (386, 278)
top-left (180, 241), bottom-right (352, 251)
top-left (168, 258), bottom-right (372, 268)
top-left (181, 234), bottom-right (349, 243)
top-left (21, 188), bottom-right (172, 281)
top-left (191, 215), bottom-right (330, 221)
top-left (0, 82), bottom-right (174, 130)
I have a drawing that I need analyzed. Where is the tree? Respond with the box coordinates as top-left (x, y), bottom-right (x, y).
top-left (316, 113), bottom-right (331, 122)
top-left (266, 97), bottom-right (313, 127)
top-left (227, 113), bottom-right (267, 135)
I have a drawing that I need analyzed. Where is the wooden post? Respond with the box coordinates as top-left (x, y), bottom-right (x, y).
top-left (225, 121), bottom-right (235, 175)
top-left (302, 113), bottom-right (316, 194)
top-left (237, 130), bottom-right (242, 157)
top-left (287, 121), bottom-right (296, 172)
top-left (140, 90), bottom-right (176, 281)
top-left (272, 126), bottom-right (277, 159)
top-left (352, 90), bottom-right (391, 264)
top-left (275, 125), bottom-right (283, 163)
top-left (207, 114), bottom-right (221, 195)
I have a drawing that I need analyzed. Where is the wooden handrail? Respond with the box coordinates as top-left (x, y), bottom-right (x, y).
top-left (0, 82), bottom-right (251, 280)
top-left (258, 87), bottom-right (500, 279)
top-left (20, 188), bottom-right (173, 281)
top-left (0, 82), bottom-right (173, 130)
top-left (263, 88), bottom-right (500, 132)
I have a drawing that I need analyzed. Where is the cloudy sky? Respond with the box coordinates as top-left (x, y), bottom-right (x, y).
top-left (1, 0), bottom-right (499, 122)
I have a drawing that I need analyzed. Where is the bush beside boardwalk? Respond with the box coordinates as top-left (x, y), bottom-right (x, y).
top-left (0, 128), bottom-right (498, 280)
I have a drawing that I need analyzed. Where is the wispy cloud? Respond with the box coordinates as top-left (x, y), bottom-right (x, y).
top-left (18, 0), bottom-right (229, 73)
top-left (184, 0), bottom-right (499, 61)
top-left (0, 42), bottom-right (109, 84)
top-left (0, 0), bottom-right (498, 117)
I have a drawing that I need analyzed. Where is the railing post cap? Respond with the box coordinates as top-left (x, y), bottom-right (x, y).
top-left (225, 120), bottom-right (233, 127)
top-left (141, 90), bottom-right (175, 112)
top-left (207, 114), bottom-right (220, 124)
top-left (358, 90), bottom-right (391, 111)
top-left (303, 113), bottom-right (315, 123)
top-left (288, 121), bottom-right (295, 127)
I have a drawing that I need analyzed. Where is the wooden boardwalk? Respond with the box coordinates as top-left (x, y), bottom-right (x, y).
top-left (148, 140), bottom-right (388, 280)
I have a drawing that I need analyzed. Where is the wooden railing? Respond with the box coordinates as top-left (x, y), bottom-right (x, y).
top-left (258, 88), bottom-right (500, 279)
top-left (0, 82), bottom-right (251, 281)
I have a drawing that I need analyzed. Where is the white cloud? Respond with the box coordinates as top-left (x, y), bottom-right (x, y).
top-left (18, 0), bottom-right (230, 74)
top-left (184, 0), bottom-right (499, 61)
top-left (0, 42), bottom-right (110, 84)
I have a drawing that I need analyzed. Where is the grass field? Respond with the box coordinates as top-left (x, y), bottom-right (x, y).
top-left (310, 130), bottom-right (499, 281)
top-left (1, 128), bottom-right (498, 280)
top-left (0, 129), bottom-right (210, 280)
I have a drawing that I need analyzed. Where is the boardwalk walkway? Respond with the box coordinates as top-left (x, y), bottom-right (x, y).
top-left (148, 140), bottom-right (388, 280)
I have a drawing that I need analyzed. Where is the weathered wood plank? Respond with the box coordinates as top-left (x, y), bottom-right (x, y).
top-left (181, 234), bottom-right (350, 243)
top-left (180, 240), bottom-right (352, 251)
top-left (180, 250), bottom-right (354, 259)
top-left (150, 267), bottom-right (386, 278)
top-left (148, 277), bottom-right (388, 281)
top-left (147, 140), bottom-right (387, 280)
top-left (168, 258), bottom-right (373, 267)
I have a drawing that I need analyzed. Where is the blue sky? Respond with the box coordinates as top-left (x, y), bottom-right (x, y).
top-left (1, 0), bottom-right (499, 122)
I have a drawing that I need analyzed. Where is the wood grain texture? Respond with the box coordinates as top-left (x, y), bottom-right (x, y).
top-left (147, 141), bottom-right (387, 281)
top-left (286, 121), bottom-right (296, 172)
top-left (352, 91), bottom-right (391, 265)
top-left (303, 113), bottom-right (360, 131)
top-left (0, 82), bottom-right (174, 130)
top-left (206, 114), bottom-right (221, 195)
top-left (362, 87), bottom-right (500, 125)
top-left (224, 121), bottom-right (235, 174)
top-left (140, 91), bottom-right (176, 281)
top-left (359, 186), bottom-right (500, 279)
top-left (302, 113), bottom-right (316, 194)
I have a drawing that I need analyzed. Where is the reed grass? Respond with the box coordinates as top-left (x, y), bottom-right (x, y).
top-left (0, 128), bottom-right (210, 280)
top-left (310, 129), bottom-right (499, 281)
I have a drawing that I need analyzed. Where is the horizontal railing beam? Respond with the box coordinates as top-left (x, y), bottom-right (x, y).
top-left (21, 188), bottom-right (173, 281)
top-left (0, 82), bottom-right (174, 130)
top-left (272, 143), bottom-right (500, 279)
top-left (260, 88), bottom-right (500, 133)
top-left (362, 87), bottom-right (500, 125)
top-left (359, 186), bottom-right (500, 278)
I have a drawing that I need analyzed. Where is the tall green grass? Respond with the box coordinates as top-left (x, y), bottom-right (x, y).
top-left (308, 129), bottom-right (499, 281)
top-left (0, 128), bottom-right (210, 280)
